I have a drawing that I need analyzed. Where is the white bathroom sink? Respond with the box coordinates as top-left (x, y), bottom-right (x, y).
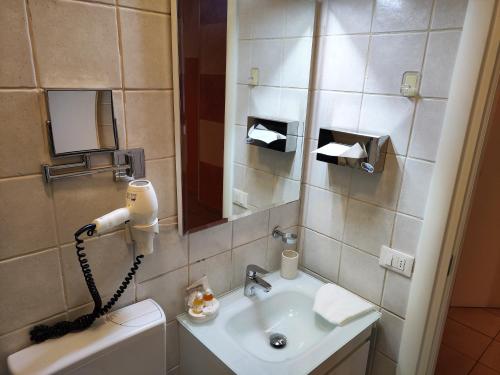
top-left (177, 270), bottom-right (380, 375)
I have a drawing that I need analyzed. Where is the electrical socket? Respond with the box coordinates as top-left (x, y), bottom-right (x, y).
top-left (379, 245), bottom-right (414, 278)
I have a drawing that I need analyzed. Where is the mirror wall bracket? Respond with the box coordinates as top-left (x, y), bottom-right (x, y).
top-left (42, 148), bottom-right (146, 183)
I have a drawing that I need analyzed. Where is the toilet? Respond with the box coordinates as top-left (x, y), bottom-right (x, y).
top-left (7, 299), bottom-right (166, 375)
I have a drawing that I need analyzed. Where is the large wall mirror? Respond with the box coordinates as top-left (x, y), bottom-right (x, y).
top-left (177, 0), bottom-right (316, 233)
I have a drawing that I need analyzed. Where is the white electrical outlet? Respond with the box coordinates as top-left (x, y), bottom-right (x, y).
top-left (379, 245), bottom-right (414, 277)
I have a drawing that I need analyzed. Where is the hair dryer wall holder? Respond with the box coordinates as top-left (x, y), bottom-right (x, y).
top-left (42, 148), bottom-right (146, 183)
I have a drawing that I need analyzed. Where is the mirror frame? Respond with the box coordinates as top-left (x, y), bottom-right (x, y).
top-left (44, 89), bottom-right (119, 158)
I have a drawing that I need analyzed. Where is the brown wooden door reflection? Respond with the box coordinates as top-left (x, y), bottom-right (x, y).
top-left (178, 0), bottom-right (227, 232)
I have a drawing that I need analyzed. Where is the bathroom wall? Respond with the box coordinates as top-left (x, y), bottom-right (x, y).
top-left (0, 0), bottom-right (299, 373)
top-left (232, 0), bottom-right (314, 213)
top-left (299, 0), bottom-right (468, 373)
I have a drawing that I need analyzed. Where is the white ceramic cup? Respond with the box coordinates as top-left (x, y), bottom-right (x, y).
top-left (281, 249), bottom-right (299, 279)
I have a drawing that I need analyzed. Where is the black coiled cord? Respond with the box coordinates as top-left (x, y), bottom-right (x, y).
top-left (30, 224), bottom-right (144, 343)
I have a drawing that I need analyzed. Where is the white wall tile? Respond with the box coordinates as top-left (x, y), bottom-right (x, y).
top-left (392, 213), bottom-right (422, 257)
top-left (338, 245), bottom-right (386, 304)
top-left (251, 39), bottom-right (283, 87)
top-left (420, 30), bottom-right (462, 98)
top-left (233, 125), bottom-right (250, 166)
top-left (0, 249), bottom-right (65, 335)
top-left (358, 95), bottom-right (415, 156)
top-left (350, 154), bottom-right (404, 210)
top-left (315, 35), bottom-right (370, 91)
top-left (233, 209), bottom-right (269, 247)
top-left (304, 139), bottom-right (353, 195)
top-left (382, 272), bottom-right (411, 318)
top-left (189, 222), bottom-right (232, 263)
top-left (231, 238), bottom-right (268, 288)
top-left (365, 33), bottom-right (427, 95)
top-left (309, 91), bottom-right (362, 139)
top-left (246, 168), bottom-right (275, 208)
top-left (279, 88), bottom-right (309, 125)
top-left (252, 0), bottom-right (286, 39)
top-left (137, 223), bottom-right (188, 283)
top-left (282, 38), bottom-right (313, 89)
top-left (273, 176), bottom-right (301, 205)
top-left (137, 266), bottom-right (188, 322)
top-left (320, 0), bottom-right (373, 35)
top-left (238, 0), bottom-right (253, 39)
top-left (376, 309), bottom-right (405, 362)
top-left (285, 0), bottom-right (315, 38)
top-left (236, 84), bottom-right (250, 126)
top-left (249, 86), bottom-right (281, 118)
top-left (432, 0), bottom-right (468, 29)
top-left (301, 228), bottom-right (341, 282)
top-left (189, 251), bottom-right (232, 296)
top-left (237, 40), bottom-right (252, 84)
top-left (398, 158), bottom-right (434, 218)
top-left (234, 163), bottom-right (247, 191)
top-left (343, 199), bottom-right (395, 257)
top-left (302, 185), bottom-right (348, 241)
top-left (408, 99), bottom-right (447, 161)
top-left (372, 0), bottom-right (433, 32)
top-left (269, 200), bottom-right (300, 233)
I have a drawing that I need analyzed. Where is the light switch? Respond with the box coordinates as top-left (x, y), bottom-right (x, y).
top-left (249, 68), bottom-right (259, 86)
top-left (400, 71), bottom-right (420, 97)
top-left (379, 245), bottom-right (414, 278)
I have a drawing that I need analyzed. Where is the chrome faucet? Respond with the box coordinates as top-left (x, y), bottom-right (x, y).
top-left (244, 264), bottom-right (272, 297)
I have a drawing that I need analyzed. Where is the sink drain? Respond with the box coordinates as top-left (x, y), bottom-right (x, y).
top-left (269, 333), bottom-right (287, 349)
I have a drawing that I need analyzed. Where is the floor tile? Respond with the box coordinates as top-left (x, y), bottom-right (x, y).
top-left (448, 307), bottom-right (500, 338)
top-left (470, 363), bottom-right (500, 375)
top-left (434, 344), bottom-right (475, 375)
top-left (441, 318), bottom-right (492, 360)
top-left (480, 340), bottom-right (500, 372)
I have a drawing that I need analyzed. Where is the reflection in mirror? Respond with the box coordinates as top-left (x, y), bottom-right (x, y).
top-left (46, 90), bottom-right (118, 156)
top-left (177, 0), bottom-right (316, 233)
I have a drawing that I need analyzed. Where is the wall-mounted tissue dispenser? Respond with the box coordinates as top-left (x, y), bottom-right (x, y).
top-left (315, 128), bottom-right (389, 173)
top-left (246, 116), bottom-right (298, 152)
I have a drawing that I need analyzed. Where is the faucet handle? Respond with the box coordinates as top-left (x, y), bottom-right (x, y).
top-left (246, 264), bottom-right (268, 277)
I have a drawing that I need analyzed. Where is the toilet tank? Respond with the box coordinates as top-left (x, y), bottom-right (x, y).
top-left (7, 299), bottom-right (166, 375)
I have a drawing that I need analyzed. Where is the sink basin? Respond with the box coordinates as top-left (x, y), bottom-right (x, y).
top-left (225, 291), bottom-right (332, 362)
top-left (177, 270), bottom-right (380, 375)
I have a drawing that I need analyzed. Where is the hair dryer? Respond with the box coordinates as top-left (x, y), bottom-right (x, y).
top-left (30, 180), bottom-right (159, 343)
top-left (93, 180), bottom-right (159, 255)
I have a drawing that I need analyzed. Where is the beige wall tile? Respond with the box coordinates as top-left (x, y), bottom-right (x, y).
top-left (137, 266), bottom-right (188, 322)
top-left (0, 90), bottom-right (48, 178)
top-left (118, 0), bottom-right (170, 13)
top-left (189, 251), bottom-right (232, 296)
top-left (0, 176), bottom-right (57, 260)
top-left (52, 173), bottom-right (128, 243)
top-left (60, 230), bottom-right (133, 308)
top-left (137, 222), bottom-right (187, 283)
top-left (28, 0), bottom-right (121, 88)
top-left (0, 0), bottom-right (36, 87)
top-left (0, 249), bottom-right (66, 335)
top-left (146, 158), bottom-right (177, 219)
top-left (119, 9), bottom-right (172, 89)
top-left (125, 90), bottom-right (175, 159)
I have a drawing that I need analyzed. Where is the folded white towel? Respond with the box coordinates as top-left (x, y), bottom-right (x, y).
top-left (313, 283), bottom-right (375, 326)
